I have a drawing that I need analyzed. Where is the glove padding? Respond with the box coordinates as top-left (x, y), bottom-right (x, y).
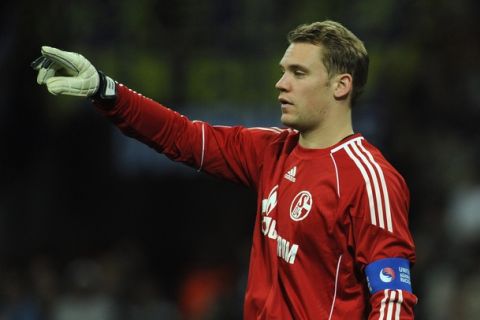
top-left (32, 46), bottom-right (100, 97)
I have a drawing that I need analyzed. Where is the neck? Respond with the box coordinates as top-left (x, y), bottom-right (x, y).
top-left (298, 106), bottom-right (354, 149)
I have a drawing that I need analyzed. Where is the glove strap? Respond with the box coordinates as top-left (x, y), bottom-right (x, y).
top-left (92, 70), bottom-right (117, 101)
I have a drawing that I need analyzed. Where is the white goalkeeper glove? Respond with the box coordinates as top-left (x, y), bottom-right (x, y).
top-left (32, 46), bottom-right (116, 100)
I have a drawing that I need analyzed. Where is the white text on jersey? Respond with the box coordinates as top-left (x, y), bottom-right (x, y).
top-left (261, 185), bottom-right (299, 264)
top-left (261, 216), bottom-right (299, 264)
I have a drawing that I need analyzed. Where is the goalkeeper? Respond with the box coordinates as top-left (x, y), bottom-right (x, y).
top-left (33, 20), bottom-right (417, 319)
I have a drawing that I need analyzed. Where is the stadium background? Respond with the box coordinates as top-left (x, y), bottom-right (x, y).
top-left (1, 0), bottom-right (480, 318)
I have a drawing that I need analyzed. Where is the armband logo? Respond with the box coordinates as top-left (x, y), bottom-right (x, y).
top-left (365, 258), bottom-right (412, 294)
top-left (379, 267), bottom-right (395, 283)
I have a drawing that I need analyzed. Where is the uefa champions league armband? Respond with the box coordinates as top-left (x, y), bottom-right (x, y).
top-left (365, 257), bottom-right (412, 294)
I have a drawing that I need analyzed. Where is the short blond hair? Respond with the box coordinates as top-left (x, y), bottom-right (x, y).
top-left (287, 20), bottom-right (369, 105)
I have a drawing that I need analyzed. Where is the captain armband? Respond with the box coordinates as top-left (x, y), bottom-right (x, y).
top-left (365, 257), bottom-right (412, 294)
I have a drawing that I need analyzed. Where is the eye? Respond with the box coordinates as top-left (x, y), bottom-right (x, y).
top-left (294, 70), bottom-right (306, 77)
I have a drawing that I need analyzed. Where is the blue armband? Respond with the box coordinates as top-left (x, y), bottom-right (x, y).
top-left (365, 258), bottom-right (412, 294)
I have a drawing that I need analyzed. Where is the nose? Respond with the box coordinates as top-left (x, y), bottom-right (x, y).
top-left (275, 73), bottom-right (290, 92)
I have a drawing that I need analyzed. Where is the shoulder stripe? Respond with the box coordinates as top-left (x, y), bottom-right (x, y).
top-left (248, 127), bottom-right (284, 133)
top-left (331, 136), bottom-right (364, 153)
top-left (211, 125), bottom-right (284, 134)
top-left (335, 138), bottom-right (393, 232)
top-left (344, 145), bottom-right (377, 226)
top-left (351, 142), bottom-right (385, 229)
top-left (357, 140), bottom-right (393, 232)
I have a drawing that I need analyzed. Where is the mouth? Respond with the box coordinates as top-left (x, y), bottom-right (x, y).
top-left (278, 97), bottom-right (293, 109)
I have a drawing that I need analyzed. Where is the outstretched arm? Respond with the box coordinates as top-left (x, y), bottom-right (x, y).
top-left (32, 46), bottom-right (281, 188)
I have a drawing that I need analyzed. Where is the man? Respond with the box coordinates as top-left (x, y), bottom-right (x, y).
top-left (33, 20), bottom-right (417, 319)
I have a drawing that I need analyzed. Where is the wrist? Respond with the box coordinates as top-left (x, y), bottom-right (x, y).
top-left (91, 70), bottom-right (117, 102)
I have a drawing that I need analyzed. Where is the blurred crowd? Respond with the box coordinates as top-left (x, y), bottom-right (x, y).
top-left (0, 240), bottom-right (247, 320)
top-left (1, 0), bottom-right (480, 319)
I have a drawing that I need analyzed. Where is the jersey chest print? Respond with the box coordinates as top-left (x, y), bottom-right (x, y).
top-left (261, 184), bottom-right (300, 264)
top-left (260, 163), bottom-right (322, 265)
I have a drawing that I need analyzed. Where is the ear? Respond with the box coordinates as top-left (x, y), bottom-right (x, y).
top-left (333, 73), bottom-right (352, 100)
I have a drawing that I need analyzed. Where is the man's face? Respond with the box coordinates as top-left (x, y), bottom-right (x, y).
top-left (276, 42), bottom-right (334, 132)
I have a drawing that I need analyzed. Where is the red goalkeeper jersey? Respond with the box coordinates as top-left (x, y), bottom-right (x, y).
top-left (94, 84), bottom-right (417, 319)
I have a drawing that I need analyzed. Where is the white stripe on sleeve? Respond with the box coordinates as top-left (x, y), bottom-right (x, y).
top-left (394, 289), bottom-right (403, 320)
top-left (378, 289), bottom-right (388, 320)
top-left (248, 126), bottom-right (284, 133)
top-left (197, 123), bottom-right (205, 172)
top-left (357, 140), bottom-right (393, 232)
top-left (344, 145), bottom-right (377, 226)
top-left (386, 290), bottom-right (397, 320)
top-left (350, 142), bottom-right (385, 229)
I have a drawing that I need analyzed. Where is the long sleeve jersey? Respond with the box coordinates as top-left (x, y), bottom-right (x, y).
top-left (94, 84), bottom-right (417, 319)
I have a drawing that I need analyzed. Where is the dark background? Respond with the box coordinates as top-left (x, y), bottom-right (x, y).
top-left (1, 0), bottom-right (480, 319)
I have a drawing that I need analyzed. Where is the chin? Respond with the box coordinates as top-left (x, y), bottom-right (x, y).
top-left (281, 116), bottom-right (310, 133)
top-left (280, 116), bottom-right (298, 130)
